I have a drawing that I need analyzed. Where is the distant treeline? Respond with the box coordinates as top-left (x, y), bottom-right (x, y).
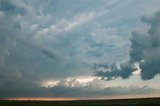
top-left (0, 97), bottom-right (160, 106)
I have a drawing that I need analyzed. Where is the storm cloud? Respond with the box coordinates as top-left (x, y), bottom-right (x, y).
top-left (1, 0), bottom-right (160, 99)
top-left (95, 11), bottom-right (160, 80)
top-left (0, 78), bottom-right (155, 98)
top-left (95, 62), bottom-right (135, 80)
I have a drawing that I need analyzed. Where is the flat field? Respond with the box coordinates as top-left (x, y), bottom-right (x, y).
top-left (0, 97), bottom-right (160, 106)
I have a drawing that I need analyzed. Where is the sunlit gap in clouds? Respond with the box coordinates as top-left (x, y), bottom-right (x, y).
top-left (41, 80), bottom-right (60, 88)
top-left (4, 93), bottom-right (160, 101)
top-left (3, 97), bottom-right (80, 101)
top-left (40, 76), bottom-right (101, 88)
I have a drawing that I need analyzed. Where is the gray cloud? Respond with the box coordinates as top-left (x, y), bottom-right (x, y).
top-left (95, 11), bottom-right (160, 80)
top-left (0, 0), bottom-right (26, 15)
top-left (0, 0), bottom-right (59, 60)
top-left (0, 78), bottom-right (155, 98)
top-left (47, 85), bottom-right (154, 98)
top-left (0, 0), bottom-right (58, 98)
top-left (95, 62), bottom-right (134, 80)
top-left (1, 0), bottom-right (160, 99)
top-left (131, 12), bottom-right (160, 80)
top-left (15, 36), bottom-right (60, 60)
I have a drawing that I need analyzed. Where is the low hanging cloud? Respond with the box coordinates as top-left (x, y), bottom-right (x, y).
top-left (95, 11), bottom-right (160, 80)
top-left (0, 77), bottom-right (155, 98)
top-left (95, 62), bottom-right (135, 80)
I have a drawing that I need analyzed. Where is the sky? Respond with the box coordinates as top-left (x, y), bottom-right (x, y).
top-left (0, 0), bottom-right (160, 99)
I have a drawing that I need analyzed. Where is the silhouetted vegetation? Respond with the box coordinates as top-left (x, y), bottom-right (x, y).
top-left (0, 97), bottom-right (160, 106)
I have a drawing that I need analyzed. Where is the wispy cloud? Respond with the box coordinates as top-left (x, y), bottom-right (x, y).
top-left (34, 9), bottom-right (109, 39)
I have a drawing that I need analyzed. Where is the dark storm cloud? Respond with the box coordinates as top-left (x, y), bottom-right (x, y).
top-left (131, 12), bottom-right (160, 80)
top-left (0, 0), bottom-right (26, 15)
top-left (92, 63), bottom-right (108, 70)
top-left (95, 62), bottom-right (134, 80)
top-left (95, 11), bottom-right (160, 80)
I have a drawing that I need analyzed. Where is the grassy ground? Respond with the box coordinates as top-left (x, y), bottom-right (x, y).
top-left (0, 97), bottom-right (160, 106)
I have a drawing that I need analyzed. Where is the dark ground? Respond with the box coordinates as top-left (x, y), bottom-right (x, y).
top-left (0, 97), bottom-right (160, 106)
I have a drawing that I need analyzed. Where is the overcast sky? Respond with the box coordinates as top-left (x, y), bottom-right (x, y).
top-left (1, 0), bottom-right (160, 99)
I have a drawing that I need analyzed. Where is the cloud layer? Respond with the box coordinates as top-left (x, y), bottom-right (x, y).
top-left (1, 0), bottom-right (160, 98)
